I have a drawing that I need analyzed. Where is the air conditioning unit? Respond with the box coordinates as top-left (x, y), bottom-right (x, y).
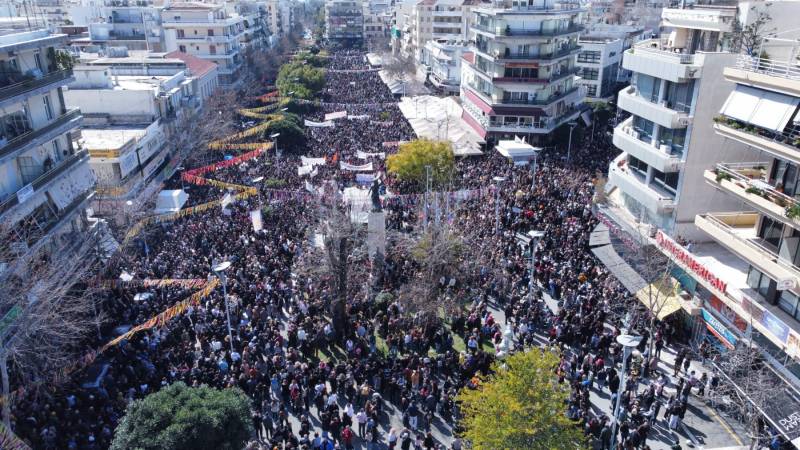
top-left (677, 117), bottom-right (691, 126)
top-left (659, 99), bottom-right (668, 107)
top-left (659, 144), bottom-right (672, 153)
top-left (631, 131), bottom-right (640, 139)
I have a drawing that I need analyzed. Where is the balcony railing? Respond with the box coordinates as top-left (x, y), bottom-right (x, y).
top-left (734, 54), bottom-right (800, 83)
top-left (472, 23), bottom-right (582, 37)
top-left (0, 69), bottom-right (73, 103)
top-left (497, 46), bottom-right (581, 61)
top-left (630, 39), bottom-right (698, 65)
top-left (0, 109), bottom-right (81, 161)
top-left (713, 161), bottom-right (800, 215)
top-left (714, 115), bottom-right (800, 151)
top-left (500, 86), bottom-right (581, 106)
top-left (0, 149), bottom-right (89, 217)
top-left (492, 67), bottom-right (579, 84)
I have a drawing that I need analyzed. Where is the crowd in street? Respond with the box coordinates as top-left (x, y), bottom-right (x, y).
top-left (8, 49), bottom-right (758, 450)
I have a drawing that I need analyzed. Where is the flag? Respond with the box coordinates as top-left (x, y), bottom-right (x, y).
top-left (250, 210), bottom-right (263, 232)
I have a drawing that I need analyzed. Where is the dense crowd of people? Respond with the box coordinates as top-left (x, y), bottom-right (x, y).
top-left (8, 48), bottom-right (761, 450)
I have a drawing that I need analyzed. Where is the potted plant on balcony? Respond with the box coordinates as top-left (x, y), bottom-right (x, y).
top-left (786, 204), bottom-right (800, 220)
top-left (715, 171), bottom-right (733, 183)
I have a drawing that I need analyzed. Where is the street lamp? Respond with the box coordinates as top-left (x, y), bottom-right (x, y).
top-left (177, 165), bottom-right (185, 191)
top-left (610, 333), bottom-right (643, 450)
top-left (212, 260), bottom-right (235, 354)
top-left (566, 121), bottom-right (577, 164)
top-left (252, 176), bottom-right (264, 204)
top-left (529, 148), bottom-right (540, 191)
top-left (270, 132), bottom-right (280, 163)
top-left (492, 176), bottom-right (505, 235)
top-left (125, 200), bottom-right (148, 262)
top-left (526, 230), bottom-right (544, 296)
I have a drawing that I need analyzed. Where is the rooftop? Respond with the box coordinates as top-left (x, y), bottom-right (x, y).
top-left (165, 51), bottom-right (217, 78)
top-left (82, 126), bottom-right (148, 151)
top-left (163, 2), bottom-right (221, 10)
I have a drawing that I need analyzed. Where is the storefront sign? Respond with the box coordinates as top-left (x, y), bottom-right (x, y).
top-left (656, 231), bottom-right (727, 294)
top-left (708, 295), bottom-right (748, 332)
top-left (701, 308), bottom-right (737, 349)
top-left (15, 184), bottom-right (34, 204)
top-left (742, 296), bottom-right (790, 344)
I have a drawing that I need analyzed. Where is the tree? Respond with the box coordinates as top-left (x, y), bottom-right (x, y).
top-left (386, 139), bottom-right (455, 191)
top-left (276, 61), bottom-right (326, 99)
top-left (457, 349), bottom-right (587, 449)
top-left (0, 225), bottom-right (103, 428)
top-left (111, 382), bottom-right (253, 450)
top-left (731, 6), bottom-right (775, 56)
top-left (262, 112), bottom-right (306, 150)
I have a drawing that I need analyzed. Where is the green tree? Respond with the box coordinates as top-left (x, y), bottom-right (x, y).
top-left (263, 113), bottom-right (305, 150)
top-left (386, 139), bottom-right (454, 190)
top-left (110, 382), bottom-right (253, 450)
top-left (276, 61), bottom-right (326, 99)
top-left (457, 350), bottom-right (587, 450)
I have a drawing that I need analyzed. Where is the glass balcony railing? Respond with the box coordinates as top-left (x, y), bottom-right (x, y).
top-left (0, 109), bottom-right (81, 161)
top-left (0, 69), bottom-right (73, 103)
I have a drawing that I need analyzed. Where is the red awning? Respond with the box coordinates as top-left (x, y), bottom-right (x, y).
top-left (464, 88), bottom-right (494, 115)
top-left (461, 110), bottom-right (487, 139)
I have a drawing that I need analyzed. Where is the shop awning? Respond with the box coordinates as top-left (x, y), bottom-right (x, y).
top-left (720, 85), bottom-right (800, 132)
top-left (635, 281), bottom-right (684, 320)
top-left (591, 244), bottom-right (647, 293)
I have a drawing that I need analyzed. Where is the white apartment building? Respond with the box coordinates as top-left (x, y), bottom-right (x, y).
top-left (325, 0), bottom-right (364, 46)
top-left (400, 0), bottom-right (476, 64)
top-left (459, 0), bottom-right (585, 142)
top-left (65, 53), bottom-right (215, 208)
top-left (605, 4), bottom-right (753, 237)
top-left (421, 39), bottom-right (467, 93)
top-left (577, 25), bottom-right (647, 101)
top-left (161, 2), bottom-right (244, 86)
top-left (88, 5), bottom-right (164, 52)
top-left (0, 29), bottom-right (93, 251)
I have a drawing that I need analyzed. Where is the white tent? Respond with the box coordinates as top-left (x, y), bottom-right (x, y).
top-left (397, 95), bottom-right (485, 156)
top-left (154, 189), bottom-right (188, 214)
top-left (496, 140), bottom-right (542, 163)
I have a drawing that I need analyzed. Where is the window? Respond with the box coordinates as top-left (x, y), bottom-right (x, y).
top-left (503, 67), bottom-right (538, 79)
top-left (652, 168), bottom-right (679, 194)
top-left (210, 45), bottom-right (217, 55)
top-left (208, 29), bottom-right (214, 36)
top-left (657, 127), bottom-right (686, 156)
top-left (747, 266), bottom-right (775, 300)
top-left (34, 52), bottom-right (43, 73)
top-left (17, 156), bottom-right (39, 185)
top-left (771, 159), bottom-right (800, 197)
top-left (586, 85), bottom-right (597, 97)
top-left (43, 95), bottom-right (53, 121)
top-left (778, 290), bottom-right (800, 318)
top-left (177, 29), bottom-right (185, 38)
top-left (632, 116), bottom-right (654, 142)
top-left (1, 109), bottom-right (31, 141)
top-left (665, 80), bottom-right (695, 113)
top-left (179, 45), bottom-right (187, 53)
top-left (634, 74), bottom-right (660, 103)
top-left (577, 50), bottom-right (600, 64)
top-left (759, 216), bottom-right (784, 250)
top-left (628, 155), bottom-right (647, 175)
top-left (581, 67), bottom-right (599, 81)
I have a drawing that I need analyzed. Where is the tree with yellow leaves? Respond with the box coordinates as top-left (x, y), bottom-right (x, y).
top-left (386, 139), bottom-right (454, 191)
top-left (457, 349), bottom-right (588, 449)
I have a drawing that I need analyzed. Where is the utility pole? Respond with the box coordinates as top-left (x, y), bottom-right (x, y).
top-left (424, 164), bottom-right (431, 229)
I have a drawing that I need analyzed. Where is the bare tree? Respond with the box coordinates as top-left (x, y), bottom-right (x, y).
top-left (731, 6), bottom-right (775, 56)
top-left (0, 225), bottom-right (103, 428)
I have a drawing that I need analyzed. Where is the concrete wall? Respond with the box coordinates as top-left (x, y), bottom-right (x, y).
top-left (64, 88), bottom-right (156, 118)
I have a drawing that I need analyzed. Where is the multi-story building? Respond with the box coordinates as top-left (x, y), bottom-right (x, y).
top-left (325, 0), bottom-right (364, 46)
top-left (88, 5), bottom-right (164, 52)
top-left (65, 53), bottom-right (216, 210)
top-left (0, 29), bottom-right (93, 252)
top-left (604, 4), bottom-right (751, 236)
top-left (576, 25), bottom-right (646, 101)
top-left (404, 0), bottom-right (473, 63)
top-left (459, 0), bottom-right (585, 142)
top-left (161, 2), bottom-right (244, 86)
top-left (421, 39), bottom-right (467, 93)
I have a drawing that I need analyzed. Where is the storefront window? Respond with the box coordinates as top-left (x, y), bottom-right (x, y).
top-left (747, 266), bottom-right (774, 300)
top-left (778, 290), bottom-right (799, 317)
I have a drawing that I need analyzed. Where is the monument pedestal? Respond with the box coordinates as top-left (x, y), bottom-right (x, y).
top-left (367, 211), bottom-right (386, 259)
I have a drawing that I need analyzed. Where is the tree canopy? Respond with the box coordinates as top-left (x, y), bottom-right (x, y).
top-left (110, 382), bottom-right (253, 450)
top-left (457, 350), bottom-right (587, 450)
top-left (386, 139), bottom-right (454, 190)
top-left (276, 61), bottom-right (326, 99)
top-left (262, 112), bottom-right (305, 150)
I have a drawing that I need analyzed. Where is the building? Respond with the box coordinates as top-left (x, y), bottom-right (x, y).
top-left (605, 4), bottom-right (749, 236)
top-left (363, 0), bottom-right (391, 45)
top-left (0, 29), bottom-right (93, 252)
top-left (420, 39), bottom-right (467, 93)
top-left (459, 0), bottom-right (585, 142)
top-left (577, 25), bottom-right (647, 101)
top-left (161, 2), bottom-right (244, 86)
top-left (87, 5), bottom-right (165, 52)
top-left (64, 53), bottom-right (215, 208)
top-left (325, 0), bottom-right (364, 46)
top-left (404, 0), bottom-right (473, 63)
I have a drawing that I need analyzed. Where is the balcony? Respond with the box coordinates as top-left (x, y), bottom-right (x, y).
top-left (472, 23), bottom-right (583, 38)
top-left (492, 67), bottom-right (579, 85)
top-left (486, 107), bottom-right (581, 134)
top-left (724, 54), bottom-right (800, 98)
top-left (661, 7), bottom-right (735, 33)
top-left (0, 69), bottom-right (73, 108)
top-left (623, 39), bottom-right (704, 83)
top-left (695, 212), bottom-right (800, 285)
top-left (613, 117), bottom-right (682, 172)
top-left (0, 150), bottom-right (89, 218)
top-left (608, 153), bottom-right (676, 214)
top-left (704, 163), bottom-right (800, 226)
top-left (498, 86), bottom-right (583, 108)
top-left (495, 45), bottom-right (581, 62)
top-left (175, 34), bottom-right (232, 43)
top-left (617, 86), bottom-right (690, 129)
top-left (0, 109), bottom-right (82, 165)
top-left (713, 116), bottom-right (800, 166)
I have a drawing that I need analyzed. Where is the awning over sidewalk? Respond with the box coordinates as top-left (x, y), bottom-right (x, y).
top-left (635, 281), bottom-right (684, 320)
top-left (591, 244), bottom-right (647, 293)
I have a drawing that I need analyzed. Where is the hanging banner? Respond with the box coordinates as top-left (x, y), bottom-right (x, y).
top-left (304, 119), bottom-right (335, 128)
top-left (300, 156), bottom-right (326, 167)
top-left (356, 150), bottom-right (386, 160)
top-left (221, 192), bottom-right (233, 210)
top-left (100, 278), bottom-right (207, 289)
top-left (347, 114), bottom-right (370, 120)
top-left (298, 165), bottom-right (315, 176)
top-left (250, 209), bottom-right (263, 232)
top-left (356, 173), bottom-right (376, 185)
top-left (324, 111), bottom-right (347, 121)
top-left (305, 180), bottom-right (316, 193)
top-left (340, 161), bottom-right (374, 171)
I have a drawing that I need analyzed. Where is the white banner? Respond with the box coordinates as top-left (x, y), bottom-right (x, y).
top-left (300, 156), bottom-right (326, 167)
top-left (324, 111), bottom-right (347, 121)
top-left (305, 181), bottom-right (315, 193)
top-left (250, 209), bottom-right (263, 232)
top-left (340, 161), bottom-right (373, 172)
top-left (221, 192), bottom-right (232, 209)
top-left (356, 173), bottom-right (376, 185)
top-left (356, 150), bottom-right (386, 160)
top-left (304, 119), bottom-right (335, 128)
top-left (347, 114), bottom-right (370, 120)
top-left (298, 165), bottom-right (314, 176)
